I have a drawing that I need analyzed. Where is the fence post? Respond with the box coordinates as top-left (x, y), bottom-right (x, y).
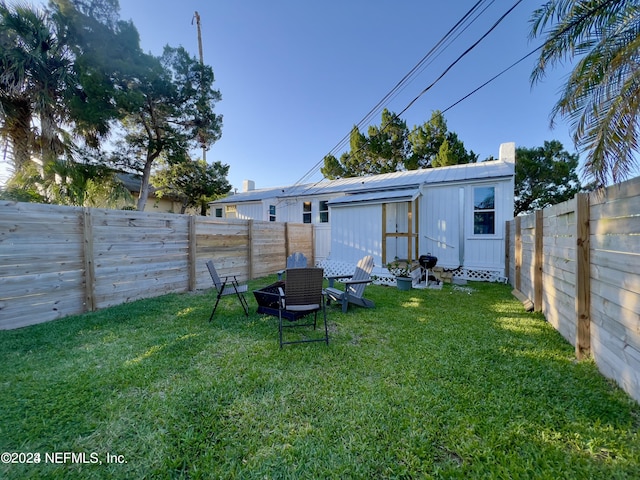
top-left (505, 220), bottom-right (511, 282)
top-left (284, 222), bottom-right (290, 258)
top-left (514, 216), bottom-right (522, 292)
top-left (575, 193), bottom-right (591, 359)
top-left (248, 220), bottom-right (254, 280)
top-left (188, 216), bottom-right (196, 291)
top-left (311, 224), bottom-right (316, 266)
top-left (82, 208), bottom-right (96, 312)
top-left (534, 210), bottom-right (543, 312)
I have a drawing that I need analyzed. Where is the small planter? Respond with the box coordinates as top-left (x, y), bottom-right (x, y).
top-left (396, 276), bottom-right (413, 291)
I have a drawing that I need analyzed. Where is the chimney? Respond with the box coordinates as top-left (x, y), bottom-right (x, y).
top-left (499, 142), bottom-right (516, 164)
top-left (242, 180), bottom-right (255, 192)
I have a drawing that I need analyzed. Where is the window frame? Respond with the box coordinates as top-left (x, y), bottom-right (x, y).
top-left (472, 186), bottom-right (496, 236)
top-left (225, 205), bottom-right (237, 219)
top-left (319, 200), bottom-right (329, 223)
top-left (302, 201), bottom-right (312, 224)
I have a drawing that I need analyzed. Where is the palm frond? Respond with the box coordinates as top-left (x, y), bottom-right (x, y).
top-left (531, 0), bottom-right (640, 185)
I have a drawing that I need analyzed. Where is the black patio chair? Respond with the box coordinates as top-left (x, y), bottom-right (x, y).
top-left (255, 267), bottom-right (329, 348)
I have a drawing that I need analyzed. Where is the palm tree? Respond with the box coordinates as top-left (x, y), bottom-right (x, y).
top-left (0, 2), bottom-right (76, 174)
top-left (530, 0), bottom-right (640, 186)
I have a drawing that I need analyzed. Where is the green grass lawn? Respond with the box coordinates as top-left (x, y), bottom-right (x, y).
top-left (1, 277), bottom-right (639, 479)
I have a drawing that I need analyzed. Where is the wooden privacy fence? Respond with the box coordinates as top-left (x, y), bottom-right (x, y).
top-left (0, 201), bottom-right (314, 330)
top-left (506, 176), bottom-right (640, 402)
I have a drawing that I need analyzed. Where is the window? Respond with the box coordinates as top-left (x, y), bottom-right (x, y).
top-left (473, 186), bottom-right (495, 234)
top-left (319, 200), bottom-right (329, 223)
top-left (225, 205), bottom-right (237, 219)
top-left (303, 201), bottom-right (312, 223)
top-left (269, 205), bottom-right (276, 222)
top-left (214, 207), bottom-right (223, 218)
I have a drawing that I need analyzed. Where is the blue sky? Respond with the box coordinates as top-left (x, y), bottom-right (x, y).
top-left (1, 0), bottom-right (582, 189)
top-left (117, 0), bottom-right (584, 191)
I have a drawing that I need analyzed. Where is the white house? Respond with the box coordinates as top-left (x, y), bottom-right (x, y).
top-left (211, 142), bottom-right (516, 280)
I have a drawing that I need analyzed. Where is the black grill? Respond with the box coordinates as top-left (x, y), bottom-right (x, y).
top-left (419, 254), bottom-right (438, 283)
top-left (419, 254), bottom-right (437, 270)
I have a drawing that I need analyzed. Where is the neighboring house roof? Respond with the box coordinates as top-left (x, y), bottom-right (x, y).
top-left (211, 159), bottom-right (514, 205)
top-left (117, 173), bottom-right (156, 195)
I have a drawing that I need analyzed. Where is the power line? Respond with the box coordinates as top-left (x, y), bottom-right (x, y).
top-left (332, 0), bottom-right (525, 175)
top-left (296, 0), bottom-right (615, 188)
top-left (442, 0), bottom-right (623, 114)
top-left (289, 0), bottom-right (495, 191)
top-left (336, 0), bottom-right (492, 152)
top-left (396, 0), bottom-right (524, 118)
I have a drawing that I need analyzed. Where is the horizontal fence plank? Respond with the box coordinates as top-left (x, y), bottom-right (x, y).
top-left (590, 201), bottom-right (640, 222)
top-left (591, 214), bottom-right (640, 236)
top-left (591, 327), bottom-right (640, 399)
top-left (592, 262), bottom-right (640, 293)
top-left (0, 236), bottom-right (84, 250)
top-left (591, 250), bottom-right (640, 276)
top-left (590, 178), bottom-right (640, 205)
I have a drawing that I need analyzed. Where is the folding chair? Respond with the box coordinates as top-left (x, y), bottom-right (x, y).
top-left (206, 260), bottom-right (249, 321)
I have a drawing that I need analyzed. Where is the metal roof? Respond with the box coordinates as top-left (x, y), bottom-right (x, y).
top-left (212, 160), bottom-right (514, 205)
top-left (328, 188), bottom-right (421, 206)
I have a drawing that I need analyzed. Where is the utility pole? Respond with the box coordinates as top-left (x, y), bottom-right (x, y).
top-left (192, 11), bottom-right (206, 162)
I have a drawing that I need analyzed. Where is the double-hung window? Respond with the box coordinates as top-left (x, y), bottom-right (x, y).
top-left (473, 187), bottom-right (495, 235)
top-left (303, 202), bottom-right (312, 223)
top-left (268, 205), bottom-right (276, 222)
top-left (225, 205), bottom-right (237, 219)
top-left (319, 200), bottom-right (329, 223)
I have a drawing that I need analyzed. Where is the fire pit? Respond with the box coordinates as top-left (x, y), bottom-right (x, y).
top-left (253, 281), bottom-right (311, 321)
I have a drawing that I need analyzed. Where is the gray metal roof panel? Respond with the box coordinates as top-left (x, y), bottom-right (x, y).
top-left (328, 188), bottom-right (420, 206)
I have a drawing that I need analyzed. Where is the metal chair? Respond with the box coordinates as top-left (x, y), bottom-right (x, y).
top-left (325, 255), bottom-right (375, 313)
top-left (277, 252), bottom-right (308, 280)
top-left (256, 267), bottom-right (329, 348)
top-left (206, 260), bottom-right (249, 321)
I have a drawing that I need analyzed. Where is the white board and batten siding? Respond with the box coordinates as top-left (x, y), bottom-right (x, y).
top-left (330, 203), bottom-right (383, 269)
top-left (235, 202), bottom-right (265, 221)
top-left (313, 224), bottom-right (331, 263)
top-left (463, 177), bottom-right (513, 272)
top-left (421, 178), bottom-right (513, 272)
top-left (422, 185), bottom-right (462, 268)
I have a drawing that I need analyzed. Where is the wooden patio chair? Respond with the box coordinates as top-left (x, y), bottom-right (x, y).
top-left (256, 267), bottom-right (328, 348)
top-left (206, 260), bottom-right (249, 321)
top-left (277, 252), bottom-right (308, 280)
top-left (325, 255), bottom-right (375, 313)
